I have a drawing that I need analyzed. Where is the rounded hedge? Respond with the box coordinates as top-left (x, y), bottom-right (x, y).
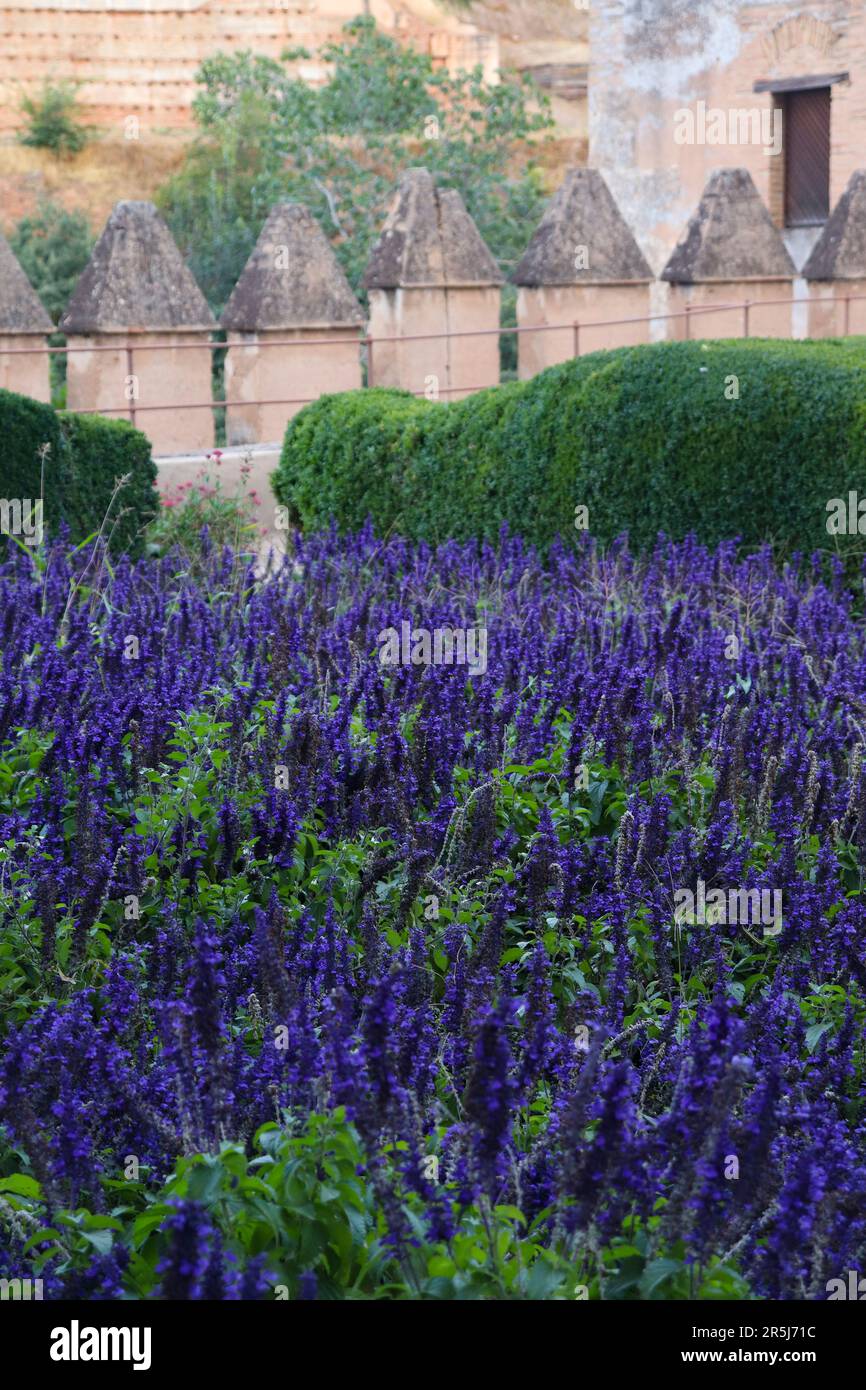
top-left (0, 388), bottom-right (158, 555)
top-left (272, 338), bottom-right (866, 560)
top-left (60, 412), bottom-right (159, 556)
top-left (0, 390), bottom-right (68, 538)
top-left (564, 338), bottom-right (866, 557)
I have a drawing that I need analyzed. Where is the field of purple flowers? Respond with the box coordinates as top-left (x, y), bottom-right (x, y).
top-left (1, 526), bottom-right (865, 1300)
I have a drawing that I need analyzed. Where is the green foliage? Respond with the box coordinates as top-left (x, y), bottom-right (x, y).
top-left (2, 672), bottom-right (836, 1300)
top-left (0, 388), bottom-right (158, 555)
top-left (154, 96), bottom-right (276, 316)
top-left (0, 1110), bottom-right (753, 1300)
top-left (563, 337), bottom-right (866, 562)
top-left (8, 199), bottom-right (94, 324)
top-left (275, 388), bottom-right (427, 533)
top-left (17, 82), bottom-right (94, 158)
top-left (272, 338), bottom-right (866, 562)
top-left (60, 413), bottom-right (159, 556)
top-left (157, 16), bottom-right (552, 314)
top-left (0, 390), bottom-right (67, 538)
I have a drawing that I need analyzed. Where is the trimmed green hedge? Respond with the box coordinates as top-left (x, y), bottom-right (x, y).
top-left (272, 338), bottom-right (866, 559)
top-left (0, 390), bottom-right (68, 538)
top-left (0, 388), bottom-right (158, 555)
top-left (59, 412), bottom-right (158, 555)
top-left (277, 388), bottom-right (427, 538)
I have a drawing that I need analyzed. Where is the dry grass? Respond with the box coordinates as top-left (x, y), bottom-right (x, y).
top-left (0, 130), bottom-right (193, 231)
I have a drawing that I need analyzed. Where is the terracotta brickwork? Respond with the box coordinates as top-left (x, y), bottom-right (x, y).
top-left (0, 0), bottom-right (499, 132)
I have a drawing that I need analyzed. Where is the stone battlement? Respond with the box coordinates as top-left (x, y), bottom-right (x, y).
top-left (5, 164), bottom-right (865, 456)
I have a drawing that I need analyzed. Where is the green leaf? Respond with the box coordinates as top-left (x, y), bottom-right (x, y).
top-left (639, 1257), bottom-right (684, 1299)
top-left (0, 1174), bottom-right (41, 1198)
top-left (525, 1258), bottom-right (565, 1300)
top-left (805, 1020), bottom-right (833, 1053)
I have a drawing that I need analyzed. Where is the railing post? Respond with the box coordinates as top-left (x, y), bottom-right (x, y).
top-left (844, 296), bottom-right (851, 337)
top-left (684, 304), bottom-right (691, 340)
top-left (126, 343), bottom-right (136, 428)
top-left (573, 321), bottom-right (580, 358)
top-left (743, 299), bottom-right (751, 339)
top-left (367, 336), bottom-right (374, 389)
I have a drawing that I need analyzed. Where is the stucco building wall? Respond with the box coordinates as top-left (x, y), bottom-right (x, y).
top-left (664, 279), bottom-right (794, 341)
top-left (65, 331), bottom-right (215, 454)
top-left (807, 279), bottom-right (866, 337)
top-left (589, 1), bottom-right (866, 275)
top-left (366, 284), bottom-right (500, 400)
top-left (0, 332), bottom-right (49, 400)
top-left (224, 328), bottom-right (362, 444)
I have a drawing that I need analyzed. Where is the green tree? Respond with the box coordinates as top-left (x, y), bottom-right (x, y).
top-left (9, 198), bottom-right (95, 405)
top-left (9, 199), bottom-right (94, 323)
top-left (157, 16), bottom-right (552, 316)
top-left (18, 82), bottom-right (93, 158)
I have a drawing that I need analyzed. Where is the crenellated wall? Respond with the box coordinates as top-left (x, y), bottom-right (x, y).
top-left (3, 166), bottom-right (865, 465)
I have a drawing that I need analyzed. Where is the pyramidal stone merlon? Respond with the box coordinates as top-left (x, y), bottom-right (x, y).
top-left (363, 167), bottom-right (503, 289)
top-left (0, 233), bottom-right (53, 333)
top-left (511, 169), bottom-right (652, 286)
top-left (221, 204), bottom-right (363, 331)
top-left (803, 170), bottom-right (866, 280)
top-left (61, 201), bottom-right (215, 333)
top-left (661, 168), bottom-right (795, 283)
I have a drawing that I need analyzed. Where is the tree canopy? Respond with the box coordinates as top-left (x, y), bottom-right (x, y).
top-left (157, 16), bottom-right (553, 315)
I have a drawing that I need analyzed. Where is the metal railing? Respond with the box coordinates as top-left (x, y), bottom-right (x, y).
top-left (1, 292), bottom-right (863, 432)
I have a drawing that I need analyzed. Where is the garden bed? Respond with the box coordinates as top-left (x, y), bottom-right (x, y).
top-left (0, 528), bottom-right (864, 1300)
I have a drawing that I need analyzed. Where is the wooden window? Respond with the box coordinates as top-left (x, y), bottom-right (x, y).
top-left (755, 73), bottom-right (846, 227)
top-left (782, 87), bottom-right (831, 226)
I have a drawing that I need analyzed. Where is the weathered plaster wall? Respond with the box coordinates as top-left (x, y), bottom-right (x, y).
top-left (515, 282), bottom-right (651, 377)
top-left (366, 284), bottom-right (500, 399)
top-left (0, 332), bottom-right (50, 400)
top-left (65, 330), bottom-right (216, 454)
top-left (224, 327), bottom-right (362, 444)
top-left (589, 1), bottom-right (865, 274)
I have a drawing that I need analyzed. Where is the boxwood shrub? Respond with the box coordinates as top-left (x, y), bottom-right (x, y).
top-left (0, 389), bottom-right (69, 537)
top-left (272, 338), bottom-right (866, 561)
top-left (0, 387), bottom-right (158, 554)
top-left (275, 388), bottom-right (426, 537)
top-left (60, 412), bottom-right (159, 555)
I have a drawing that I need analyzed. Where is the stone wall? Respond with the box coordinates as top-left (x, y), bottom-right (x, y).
top-left (3, 167), bottom-right (866, 464)
top-left (589, 0), bottom-right (866, 275)
top-left (0, 0), bottom-right (500, 132)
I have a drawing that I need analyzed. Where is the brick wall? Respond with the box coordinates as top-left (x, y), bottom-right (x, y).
top-left (0, 0), bottom-right (500, 132)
